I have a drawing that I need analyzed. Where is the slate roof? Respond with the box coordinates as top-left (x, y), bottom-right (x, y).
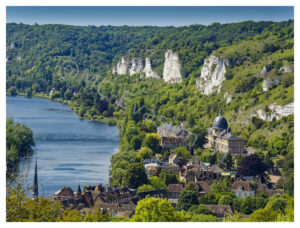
top-left (211, 110), bottom-right (228, 130)
top-left (222, 133), bottom-right (246, 141)
top-left (231, 180), bottom-right (254, 191)
top-left (158, 123), bottom-right (189, 137)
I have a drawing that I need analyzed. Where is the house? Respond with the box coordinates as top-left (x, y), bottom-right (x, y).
top-left (202, 205), bottom-right (233, 218)
top-left (197, 182), bottom-right (211, 196)
top-left (53, 187), bottom-right (74, 201)
top-left (168, 153), bottom-right (185, 167)
top-left (180, 169), bottom-right (195, 183)
top-left (207, 110), bottom-right (245, 155)
top-left (195, 169), bottom-right (221, 182)
top-left (231, 181), bottom-right (255, 198)
top-left (167, 184), bottom-right (184, 199)
top-left (269, 175), bottom-right (282, 187)
top-left (161, 163), bottom-right (181, 174)
top-left (16, 56), bottom-right (22, 61)
top-left (157, 123), bottom-right (190, 149)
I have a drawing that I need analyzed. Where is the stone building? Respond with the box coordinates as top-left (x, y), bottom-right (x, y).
top-left (157, 123), bottom-right (190, 149)
top-left (207, 110), bottom-right (245, 155)
top-left (231, 180), bottom-right (255, 198)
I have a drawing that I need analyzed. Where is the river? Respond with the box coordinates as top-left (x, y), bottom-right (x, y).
top-left (6, 96), bottom-right (120, 197)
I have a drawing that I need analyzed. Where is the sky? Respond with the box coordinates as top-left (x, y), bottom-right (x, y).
top-left (6, 6), bottom-right (294, 26)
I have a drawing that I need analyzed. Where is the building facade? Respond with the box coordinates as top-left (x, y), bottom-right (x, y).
top-left (207, 110), bottom-right (245, 155)
top-left (157, 123), bottom-right (190, 149)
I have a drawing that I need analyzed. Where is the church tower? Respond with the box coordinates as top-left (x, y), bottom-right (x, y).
top-left (32, 155), bottom-right (39, 200)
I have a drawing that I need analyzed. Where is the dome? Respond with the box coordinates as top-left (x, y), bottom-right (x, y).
top-left (211, 110), bottom-right (228, 129)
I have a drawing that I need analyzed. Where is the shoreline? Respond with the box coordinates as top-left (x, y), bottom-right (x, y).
top-left (13, 92), bottom-right (122, 127)
top-left (7, 94), bottom-right (121, 195)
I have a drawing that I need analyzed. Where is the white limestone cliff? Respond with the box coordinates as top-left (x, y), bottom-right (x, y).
top-left (113, 56), bottom-right (160, 78)
top-left (262, 78), bottom-right (279, 91)
top-left (163, 50), bottom-right (183, 83)
top-left (196, 55), bottom-right (231, 95)
top-left (129, 57), bottom-right (144, 76)
top-left (143, 57), bottom-right (160, 79)
top-left (280, 66), bottom-right (293, 73)
top-left (254, 102), bottom-right (294, 121)
top-left (112, 56), bottom-right (130, 75)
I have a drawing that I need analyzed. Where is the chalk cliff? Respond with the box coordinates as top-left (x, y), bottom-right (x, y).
top-left (113, 56), bottom-right (160, 78)
top-left (196, 55), bottom-right (231, 95)
top-left (254, 102), bottom-right (294, 121)
top-left (163, 50), bottom-right (183, 83)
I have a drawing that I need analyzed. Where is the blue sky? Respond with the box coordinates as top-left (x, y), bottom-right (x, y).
top-left (6, 6), bottom-right (294, 26)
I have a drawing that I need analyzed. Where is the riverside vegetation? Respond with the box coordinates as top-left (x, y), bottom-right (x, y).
top-left (6, 20), bottom-right (294, 221)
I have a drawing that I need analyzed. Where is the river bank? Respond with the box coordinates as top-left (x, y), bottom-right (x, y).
top-left (7, 95), bottom-right (120, 197)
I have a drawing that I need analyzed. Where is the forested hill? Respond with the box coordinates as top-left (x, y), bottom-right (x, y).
top-left (6, 20), bottom-right (294, 189)
top-left (7, 20), bottom-right (292, 89)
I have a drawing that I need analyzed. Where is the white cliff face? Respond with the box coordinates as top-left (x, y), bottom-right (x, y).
top-left (112, 56), bottom-right (130, 75)
top-left (280, 66), bottom-right (294, 73)
top-left (254, 102), bottom-right (294, 121)
top-left (163, 50), bottom-right (183, 83)
top-left (113, 56), bottom-right (160, 78)
top-left (262, 78), bottom-right (279, 91)
top-left (143, 57), bottom-right (160, 79)
top-left (196, 55), bottom-right (231, 95)
top-left (129, 57), bottom-right (144, 76)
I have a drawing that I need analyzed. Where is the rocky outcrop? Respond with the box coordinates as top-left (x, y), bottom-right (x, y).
top-left (257, 65), bottom-right (268, 77)
top-left (224, 92), bottom-right (233, 104)
top-left (280, 66), bottom-right (293, 73)
top-left (112, 56), bottom-right (130, 75)
top-left (129, 57), bottom-right (144, 76)
top-left (254, 102), bottom-right (294, 121)
top-left (163, 50), bottom-right (183, 83)
top-left (196, 55), bottom-right (231, 95)
top-left (113, 56), bottom-right (161, 78)
top-left (143, 57), bottom-right (160, 79)
top-left (262, 78), bottom-right (279, 91)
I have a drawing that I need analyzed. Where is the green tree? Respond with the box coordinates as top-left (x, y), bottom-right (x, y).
top-left (25, 88), bottom-right (32, 97)
top-left (137, 176), bottom-right (167, 192)
top-left (142, 133), bottom-right (161, 153)
top-left (248, 208), bottom-right (278, 222)
top-left (172, 146), bottom-right (191, 161)
top-left (188, 205), bottom-right (212, 215)
top-left (136, 147), bottom-right (153, 162)
top-left (123, 163), bottom-right (148, 189)
top-left (8, 86), bottom-right (17, 96)
top-left (223, 153), bottom-right (233, 169)
top-left (131, 196), bottom-right (188, 222)
top-left (235, 154), bottom-right (243, 169)
top-left (190, 214), bottom-right (219, 222)
top-left (284, 173), bottom-right (294, 196)
top-left (159, 169), bottom-right (178, 186)
top-left (218, 194), bottom-right (234, 207)
top-left (176, 190), bottom-right (199, 211)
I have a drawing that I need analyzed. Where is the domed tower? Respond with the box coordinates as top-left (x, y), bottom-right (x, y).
top-left (207, 110), bottom-right (228, 148)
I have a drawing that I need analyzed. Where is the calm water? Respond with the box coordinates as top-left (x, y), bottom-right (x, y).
top-left (6, 96), bottom-right (120, 197)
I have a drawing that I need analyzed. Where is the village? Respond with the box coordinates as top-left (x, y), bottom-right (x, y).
top-left (49, 110), bottom-right (285, 220)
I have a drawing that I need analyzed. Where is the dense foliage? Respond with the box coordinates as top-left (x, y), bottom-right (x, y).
top-left (6, 20), bottom-right (294, 222)
top-left (6, 119), bottom-right (35, 177)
